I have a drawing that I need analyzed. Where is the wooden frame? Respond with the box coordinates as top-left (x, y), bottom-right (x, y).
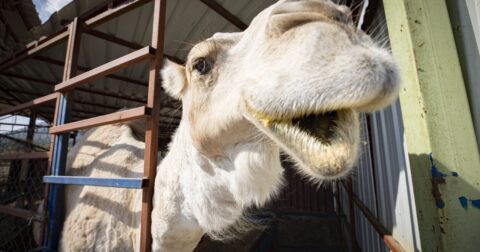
top-left (55, 46), bottom-right (154, 92)
top-left (0, 152), bottom-right (50, 160)
top-left (0, 205), bottom-right (44, 221)
top-left (49, 106), bottom-right (150, 134)
top-left (0, 93), bottom-right (59, 117)
top-left (140, 1), bottom-right (166, 250)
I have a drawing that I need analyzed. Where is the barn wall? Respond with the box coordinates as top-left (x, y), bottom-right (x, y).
top-left (338, 102), bottom-right (421, 252)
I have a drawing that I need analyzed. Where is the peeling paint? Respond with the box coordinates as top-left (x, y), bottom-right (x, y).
top-left (459, 196), bottom-right (480, 210)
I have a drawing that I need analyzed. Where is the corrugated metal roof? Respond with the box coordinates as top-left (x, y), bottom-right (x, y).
top-left (0, 0), bottom-right (40, 56)
top-left (0, 0), bottom-right (277, 142)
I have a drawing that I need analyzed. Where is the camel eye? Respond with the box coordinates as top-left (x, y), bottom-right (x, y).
top-left (193, 58), bottom-right (213, 75)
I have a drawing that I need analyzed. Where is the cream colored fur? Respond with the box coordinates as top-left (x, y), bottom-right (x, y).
top-left (59, 0), bottom-right (399, 251)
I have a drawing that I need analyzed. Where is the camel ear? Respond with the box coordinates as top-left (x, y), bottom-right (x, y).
top-left (161, 59), bottom-right (187, 100)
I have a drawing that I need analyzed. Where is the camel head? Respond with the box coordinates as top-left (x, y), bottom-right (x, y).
top-left (162, 0), bottom-right (399, 181)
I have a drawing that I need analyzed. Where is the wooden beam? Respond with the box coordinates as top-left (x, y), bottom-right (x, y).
top-left (55, 46), bottom-right (154, 92)
top-left (140, 0), bottom-right (166, 251)
top-left (32, 55), bottom-right (149, 87)
top-left (0, 152), bottom-right (50, 160)
top-left (2, 86), bottom-right (146, 108)
top-left (49, 106), bottom-right (150, 134)
top-left (0, 93), bottom-right (59, 116)
top-left (0, 71), bottom-right (147, 102)
top-left (0, 205), bottom-right (44, 221)
top-left (200, 0), bottom-right (247, 30)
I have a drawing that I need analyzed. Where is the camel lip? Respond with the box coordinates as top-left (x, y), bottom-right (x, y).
top-left (245, 105), bottom-right (359, 180)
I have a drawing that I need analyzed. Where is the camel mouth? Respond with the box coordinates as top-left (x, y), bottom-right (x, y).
top-left (290, 111), bottom-right (339, 144)
top-left (246, 106), bottom-right (360, 181)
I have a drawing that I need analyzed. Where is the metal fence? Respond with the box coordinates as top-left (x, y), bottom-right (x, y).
top-left (0, 112), bottom-right (52, 251)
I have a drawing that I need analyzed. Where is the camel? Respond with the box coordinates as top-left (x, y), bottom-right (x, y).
top-left (57, 0), bottom-right (399, 251)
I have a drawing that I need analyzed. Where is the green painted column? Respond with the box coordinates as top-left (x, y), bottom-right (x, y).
top-left (383, 0), bottom-right (480, 251)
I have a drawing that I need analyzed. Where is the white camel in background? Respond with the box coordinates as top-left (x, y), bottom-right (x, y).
top-left (58, 0), bottom-right (399, 251)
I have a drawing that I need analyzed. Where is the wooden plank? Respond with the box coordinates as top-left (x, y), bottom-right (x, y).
top-left (43, 176), bottom-right (148, 189)
top-left (200, 0), bottom-right (247, 30)
top-left (0, 71), bottom-right (148, 100)
top-left (0, 152), bottom-right (50, 160)
top-left (32, 55), bottom-right (149, 87)
top-left (140, 0), bottom-right (166, 251)
top-left (0, 205), bottom-right (44, 221)
top-left (49, 106), bottom-right (150, 134)
top-left (55, 46), bottom-right (154, 92)
top-left (0, 93), bottom-right (59, 117)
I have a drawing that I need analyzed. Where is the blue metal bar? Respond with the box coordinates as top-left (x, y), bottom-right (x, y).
top-left (44, 93), bottom-right (71, 251)
top-left (43, 176), bottom-right (148, 189)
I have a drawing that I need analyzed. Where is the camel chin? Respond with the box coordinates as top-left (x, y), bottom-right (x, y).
top-left (246, 105), bottom-right (359, 181)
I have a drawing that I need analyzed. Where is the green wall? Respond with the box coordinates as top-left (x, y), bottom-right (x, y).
top-left (383, 0), bottom-right (480, 251)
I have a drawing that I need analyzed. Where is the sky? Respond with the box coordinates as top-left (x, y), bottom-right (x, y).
top-left (32, 0), bottom-right (73, 23)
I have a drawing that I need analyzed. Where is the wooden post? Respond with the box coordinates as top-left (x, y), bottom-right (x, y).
top-left (16, 111), bottom-right (37, 209)
top-left (44, 17), bottom-right (81, 250)
top-left (140, 0), bottom-right (166, 251)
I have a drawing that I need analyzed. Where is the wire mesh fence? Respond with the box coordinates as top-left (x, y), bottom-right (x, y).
top-left (0, 112), bottom-right (50, 252)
